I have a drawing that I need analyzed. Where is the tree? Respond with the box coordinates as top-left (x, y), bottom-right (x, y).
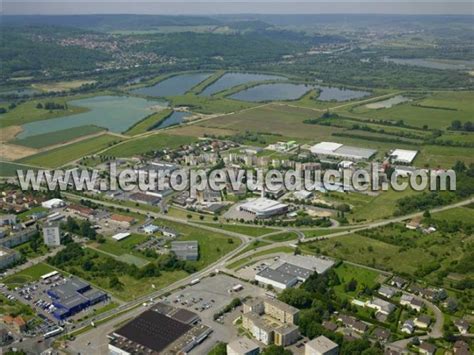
top-left (262, 345), bottom-right (293, 355)
top-left (109, 276), bottom-right (124, 290)
top-left (208, 342), bottom-right (227, 355)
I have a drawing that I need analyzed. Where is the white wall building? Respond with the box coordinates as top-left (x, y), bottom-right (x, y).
top-left (239, 198), bottom-right (288, 218)
top-left (41, 198), bottom-right (65, 209)
top-left (42, 222), bottom-right (61, 246)
top-left (389, 149), bottom-right (418, 164)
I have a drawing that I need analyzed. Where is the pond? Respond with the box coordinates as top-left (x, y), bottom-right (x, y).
top-left (17, 95), bottom-right (167, 139)
top-left (200, 72), bottom-right (287, 96)
top-left (315, 85), bottom-right (370, 102)
top-left (151, 111), bottom-right (189, 130)
top-left (229, 83), bottom-right (312, 102)
top-left (130, 72), bottom-right (213, 97)
top-left (384, 57), bottom-right (474, 70)
top-left (365, 95), bottom-right (411, 109)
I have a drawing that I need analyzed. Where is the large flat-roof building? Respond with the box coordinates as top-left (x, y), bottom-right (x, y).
top-left (108, 307), bottom-right (211, 355)
top-left (170, 241), bottom-right (199, 261)
top-left (310, 142), bottom-right (377, 161)
top-left (305, 335), bottom-right (339, 355)
top-left (47, 277), bottom-right (108, 320)
top-left (239, 198), bottom-right (288, 218)
top-left (255, 255), bottom-right (335, 290)
top-left (227, 337), bottom-right (260, 355)
top-left (389, 149), bottom-right (418, 164)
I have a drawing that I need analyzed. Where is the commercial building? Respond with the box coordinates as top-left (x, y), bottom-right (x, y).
top-left (143, 224), bottom-right (160, 235)
top-left (171, 241), bottom-right (199, 261)
top-left (310, 142), bottom-right (377, 161)
top-left (305, 335), bottom-right (339, 355)
top-left (129, 192), bottom-right (161, 206)
top-left (47, 277), bottom-right (108, 320)
top-left (112, 232), bottom-right (131, 241)
top-left (0, 247), bottom-right (20, 270)
top-left (255, 255), bottom-right (335, 289)
top-left (239, 197), bottom-right (288, 218)
top-left (43, 222), bottom-right (61, 247)
top-left (227, 337), bottom-right (260, 355)
top-left (108, 308), bottom-right (211, 355)
top-left (389, 149), bottom-right (418, 164)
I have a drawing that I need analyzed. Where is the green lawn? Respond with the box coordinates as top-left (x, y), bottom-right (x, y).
top-left (103, 133), bottom-right (196, 157)
top-left (96, 234), bottom-right (149, 256)
top-left (264, 232), bottom-right (298, 242)
top-left (3, 263), bottom-right (57, 288)
top-left (19, 134), bottom-right (122, 168)
top-left (14, 125), bottom-right (105, 148)
top-left (431, 206), bottom-right (474, 222)
top-left (168, 93), bottom-right (256, 114)
top-left (199, 223), bottom-right (277, 237)
top-left (331, 263), bottom-right (383, 299)
top-left (0, 161), bottom-right (38, 177)
top-left (125, 109), bottom-right (173, 136)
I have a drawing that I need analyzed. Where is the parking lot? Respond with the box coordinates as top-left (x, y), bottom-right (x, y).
top-left (161, 274), bottom-right (266, 354)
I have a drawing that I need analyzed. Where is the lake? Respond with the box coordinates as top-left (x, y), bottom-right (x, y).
top-left (130, 72), bottom-right (212, 97)
top-left (384, 57), bottom-right (474, 70)
top-left (17, 95), bottom-right (167, 139)
top-left (315, 85), bottom-right (370, 101)
top-left (229, 83), bottom-right (312, 102)
top-left (200, 72), bottom-right (287, 96)
top-left (365, 95), bottom-right (411, 109)
top-left (151, 111), bottom-right (189, 130)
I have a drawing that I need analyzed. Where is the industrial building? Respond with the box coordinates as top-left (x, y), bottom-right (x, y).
top-left (108, 306), bottom-right (211, 355)
top-left (310, 142), bottom-right (377, 161)
top-left (47, 277), bottom-right (108, 320)
top-left (305, 335), bottom-right (339, 355)
top-left (227, 337), bottom-right (260, 355)
top-left (0, 247), bottom-right (20, 270)
top-left (41, 198), bottom-right (65, 209)
top-left (255, 255), bottom-right (335, 289)
top-left (389, 149), bottom-right (418, 164)
top-left (171, 241), bottom-right (199, 261)
top-left (42, 222), bottom-right (61, 247)
top-left (241, 297), bottom-right (300, 346)
top-left (128, 192), bottom-right (161, 205)
top-left (239, 197), bottom-right (288, 218)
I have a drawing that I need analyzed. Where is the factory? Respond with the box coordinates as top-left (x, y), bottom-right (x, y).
top-left (171, 241), bottom-right (199, 261)
top-left (47, 277), bottom-right (108, 320)
top-left (108, 305), bottom-right (211, 355)
top-left (255, 255), bottom-right (335, 290)
top-left (310, 142), bottom-right (377, 161)
top-left (239, 197), bottom-right (288, 218)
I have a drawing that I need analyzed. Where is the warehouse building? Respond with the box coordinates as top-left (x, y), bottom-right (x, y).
top-left (255, 255), bottom-right (335, 289)
top-left (389, 149), bottom-right (418, 164)
top-left (47, 277), bottom-right (108, 320)
top-left (239, 197), bottom-right (288, 218)
top-left (108, 308), bottom-right (211, 355)
top-left (310, 142), bottom-right (377, 161)
top-left (171, 241), bottom-right (199, 261)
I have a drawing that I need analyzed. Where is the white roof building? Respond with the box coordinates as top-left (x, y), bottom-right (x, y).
top-left (239, 198), bottom-right (288, 218)
top-left (293, 190), bottom-right (313, 200)
top-left (310, 142), bottom-right (376, 161)
top-left (42, 198), bottom-right (65, 209)
top-left (390, 149), bottom-right (418, 164)
top-left (112, 232), bottom-right (131, 241)
top-left (305, 335), bottom-right (339, 355)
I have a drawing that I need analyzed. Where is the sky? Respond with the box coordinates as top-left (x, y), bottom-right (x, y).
top-left (2, 1), bottom-right (473, 15)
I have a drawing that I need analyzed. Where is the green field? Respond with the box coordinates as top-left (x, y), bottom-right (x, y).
top-left (95, 234), bottom-right (150, 267)
top-left (0, 161), bottom-right (38, 176)
top-left (103, 133), bottom-right (196, 157)
top-left (332, 263), bottom-right (383, 299)
top-left (431, 206), bottom-right (474, 221)
top-left (125, 109), bottom-right (173, 136)
top-left (198, 223), bottom-right (277, 237)
top-left (2, 263), bottom-right (57, 287)
top-left (14, 125), bottom-right (105, 148)
top-left (264, 232), bottom-right (299, 242)
top-left (168, 94), bottom-right (256, 114)
top-left (0, 97), bottom-right (89, 128)
top-left (19, 134), bottom-right (122, 168)
top-left (349, 91), bottom-right (474, 130)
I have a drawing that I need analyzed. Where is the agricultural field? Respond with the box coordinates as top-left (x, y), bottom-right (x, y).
top-left (32, 80), bottom-right (97, 92)
top-left (14, 125), bottom-right (105, 148)
top-left (19, 133), bottom-right (122, 168)
top-left (347, 91), bottom-right (474, 130)
top-left (168, 93), bottom-right (256, 114)
top-left (103, 133), bottom-right (196, 157)
top-left (0, 161), bottom-right (38, 176)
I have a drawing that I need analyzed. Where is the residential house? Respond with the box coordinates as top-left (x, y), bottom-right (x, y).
top-left (453, 319), bottom-right (470, 335)
top-left (419, 342), bottom-right (436, 355)
top-left (414, 315), bottom-right (431, 329)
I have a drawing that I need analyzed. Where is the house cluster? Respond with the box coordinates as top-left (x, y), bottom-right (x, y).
top-left (1, 189), bottom-right (45, 214)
